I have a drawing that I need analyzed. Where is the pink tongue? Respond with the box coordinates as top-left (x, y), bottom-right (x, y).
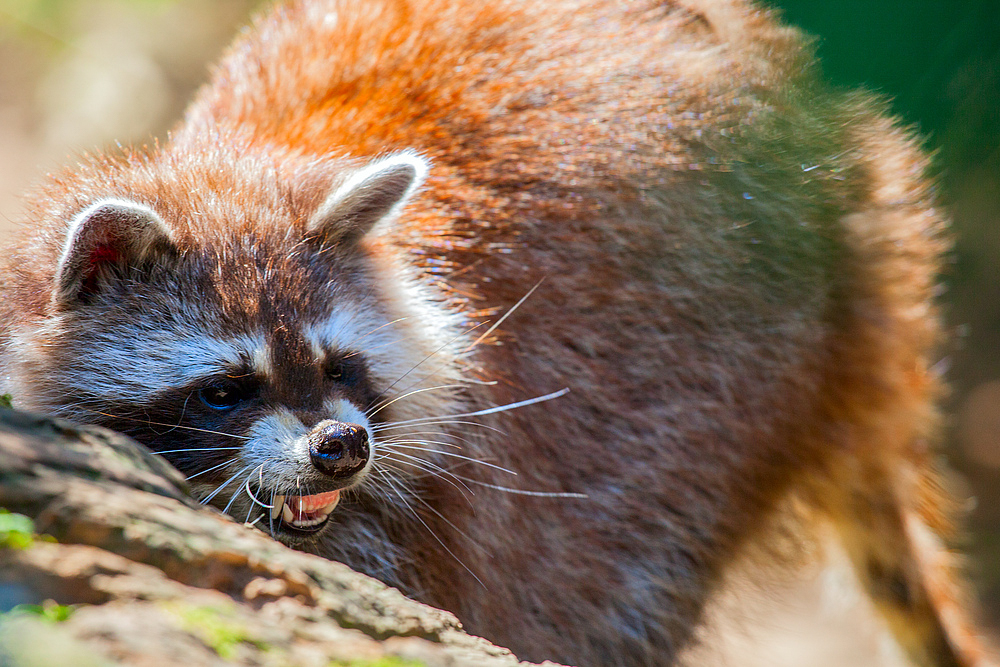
top-left (289, 490), bottom-right (340, 519)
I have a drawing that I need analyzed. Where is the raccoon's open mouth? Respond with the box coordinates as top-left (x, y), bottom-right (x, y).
top-left (268, 490), bottom-right (341, 533)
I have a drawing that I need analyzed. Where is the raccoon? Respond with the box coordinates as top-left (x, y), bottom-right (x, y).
top-left (0, 0), bottom-right (989, 665)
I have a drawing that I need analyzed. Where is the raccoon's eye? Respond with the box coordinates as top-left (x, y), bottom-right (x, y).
top-left (198, 382), bottom-right (244, 411)
top-left (326, 355), bottom-right (362, 386)
top-left (326, 360), bottom-right (348, 382)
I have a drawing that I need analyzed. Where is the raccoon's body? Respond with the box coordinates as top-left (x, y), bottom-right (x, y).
top-left (0, 0), bottom-right (989, 665)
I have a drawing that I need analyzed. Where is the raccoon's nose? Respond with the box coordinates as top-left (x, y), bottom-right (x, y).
top-left (307, 420), bottom-right (370, 480)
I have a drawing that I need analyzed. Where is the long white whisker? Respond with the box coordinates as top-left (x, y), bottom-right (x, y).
top-left (464, 278), bottom-right (544, 352)
top-left (343, 317), bottom-right (409, 351)
top-left (366, 467), bottom-right (407, 512)
top-left (86, 410), bottom-right (251, 440)
top-left (384, 388), bottom-right (569, 427)
top-left (226, 463), bottom-right (264, 515)
top-left (379, 431), bottom-right (467, 449)
top-left (370, 363), bottom-right (489, 419)
top-left (373, 419), bottom-right (506, 435)
top-left (382, 282), bottom-right (543, 407)
top-left (201, 464), bottom-right (254, 505)
top-left (157, 446), bottom-right (244, 454)
top-left (244, 465), bottom-right (276, 509)
top-left (149, 391), bottom-right (195, 436)
top-left (380, 473), bottom-right (486, 590)
top-left (223, 484), bottom-right (242, 515)
top-left (410, 491), bottom-right (490, 556)
top-left (367, 384), bottom-right (468, 420)
top-left (268, 486), bottom-right (276, 537)
top-left (186, 458), bottom-right (238, 481)
top-left (378, 443), bottom-right (517, 475)
top-left (452, 477), bottom-right (589, 499)
top-left (371, 321), bottom-right (489, 409)
top-left (378, 437), bottom-right (469, 450)
top-left (455, 388), bottom-right (570, 418)
top-left (379, 451), bottom-right (476, 501)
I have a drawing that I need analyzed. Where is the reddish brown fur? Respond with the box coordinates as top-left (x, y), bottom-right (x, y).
top-left (0, 0), bottom-right (992, 665)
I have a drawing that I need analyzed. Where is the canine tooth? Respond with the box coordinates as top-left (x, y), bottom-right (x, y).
top-left (318, 496), bottom-right (340, 516)
top-left (281, 502), bottom-right (294, 524)
top-left (270, 495), bottom-right (285, 520)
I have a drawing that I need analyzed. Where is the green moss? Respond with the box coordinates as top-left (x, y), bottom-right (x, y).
top-left (0, 510), bottom-right (35, 550)
top-left (1, 600), bottom-right (76, 623)
top-left (0, 394), bottom-right (12, 409)
top-left (164, 602), bottom-right (267, 660)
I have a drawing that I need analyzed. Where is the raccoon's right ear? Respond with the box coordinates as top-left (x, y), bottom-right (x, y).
top-left (307, 151), bottom-right (429, 248)
top-left (53, 199), bottom-right (177, 308)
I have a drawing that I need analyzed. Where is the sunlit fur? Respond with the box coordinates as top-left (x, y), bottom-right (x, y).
top-left (0, 1), bottom-right (989, 666)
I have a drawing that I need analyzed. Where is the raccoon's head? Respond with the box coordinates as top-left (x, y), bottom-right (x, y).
top-left (5, 150), bottom-right (469, 552)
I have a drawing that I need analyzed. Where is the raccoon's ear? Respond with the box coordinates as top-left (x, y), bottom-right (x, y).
top-left (307, 151), bottom-right (428, 247)
top-left (54, 198), bottom-right (177, 307)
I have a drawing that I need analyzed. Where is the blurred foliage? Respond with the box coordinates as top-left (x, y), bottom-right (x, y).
top-left (0, 510), bottom-right (35, 550)
top-left (772, 0), bottom-right (1000, 624)
top-left (1, 600), bottom-right (76, 623)
top-left (766, 0), bottom-right (1000, 414)
top-left (0, 0), bottom-right (173, 34)
top-left (773, 0), bottom-right (1000, 160)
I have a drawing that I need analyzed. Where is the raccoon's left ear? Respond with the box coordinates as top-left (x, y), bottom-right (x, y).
top-left (307, 151), bottom-right (429, 247)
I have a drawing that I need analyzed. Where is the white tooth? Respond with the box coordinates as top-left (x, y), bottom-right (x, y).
top-left (270, 495), bottom-right (285, 520)
top-left (281, 502), bottom-right (294, 524)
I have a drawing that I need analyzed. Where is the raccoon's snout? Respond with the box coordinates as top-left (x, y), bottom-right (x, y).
top-left (307, 419), bottom-right (370, 480)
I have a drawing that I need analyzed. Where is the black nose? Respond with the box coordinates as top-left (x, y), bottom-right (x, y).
top-left (307, 420), bottom-right (370, 480)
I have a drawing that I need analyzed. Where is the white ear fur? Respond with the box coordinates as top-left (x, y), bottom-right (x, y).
top-left (308, 150), bottom-right (429, 246)
top-left (54, 198), bottom-right (176, 307)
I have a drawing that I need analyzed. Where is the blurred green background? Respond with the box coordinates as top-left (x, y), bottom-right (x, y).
top-left (0, 0), bottom-right (998, 635)
top-left (771, 0), bottom-right (1000, 625)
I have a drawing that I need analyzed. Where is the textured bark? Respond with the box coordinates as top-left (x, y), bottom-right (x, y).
top-left (0, 408), bottom-right (562, 667)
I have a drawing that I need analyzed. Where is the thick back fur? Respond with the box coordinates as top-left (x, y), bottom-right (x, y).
top-left (0, 0), bottom-right (989, 665)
